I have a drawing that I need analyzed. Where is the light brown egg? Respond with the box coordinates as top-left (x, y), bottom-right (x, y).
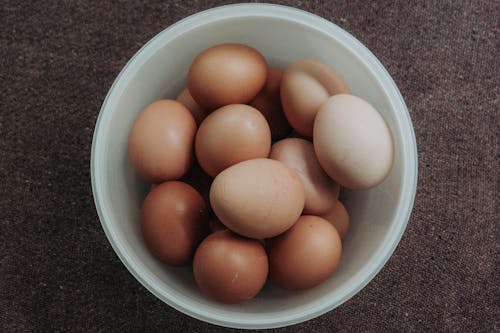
top-left (210, 158), bottom-right (305, 239)
top-left (267, 215), bottom-right (342, 290)
top-left (193, 230), bottom-right (268, 304)
top-left (249, 68), bottom-right (291, 140)
top-left (281, 59), bottom-right (349, 137)
top-left (176, 87), bottom-right (209, 125)
top-left (195, 104), bottom-right (271, 177)
top-left (188, 43), bottom-right (267, 110)
top-left (320, 200), bottom-right (350, 240)
top-left (314, 94), bottom-right (394, 190)
top-left (269, 138), bottom-right (340, 215)
top-left (141, 181), bottom-right (209, 266)
top-left (128, 100), bottom-right (196, 182)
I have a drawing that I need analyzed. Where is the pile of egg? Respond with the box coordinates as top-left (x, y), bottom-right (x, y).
top-left (128, 44), bottom-right (394, 304)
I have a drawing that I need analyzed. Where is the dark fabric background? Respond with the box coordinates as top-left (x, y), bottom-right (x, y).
top-left (1, 0), bottom-right (498, 332)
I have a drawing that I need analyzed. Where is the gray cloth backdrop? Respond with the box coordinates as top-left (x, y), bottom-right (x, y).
top-left (1, 1), bottom-right (498, 332)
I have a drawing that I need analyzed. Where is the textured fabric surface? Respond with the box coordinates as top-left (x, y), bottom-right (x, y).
top-left (1, 1), bottom-right (498, 332)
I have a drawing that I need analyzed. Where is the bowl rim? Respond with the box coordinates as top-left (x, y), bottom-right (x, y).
top-left (91, 3), bottom-right (418, 329)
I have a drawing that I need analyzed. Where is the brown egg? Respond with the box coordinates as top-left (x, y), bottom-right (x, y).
top-left (313, 94), bottom-right (394, 189)
top-left (141, 181), bottom-right (209, 266)
top-left (176, 87), bottom-right (208, 125)
top-left (269, 138), bottom-right (340, 215)
top-left (180, 163), bottom-right (212, 208)
top-left (320, 200), bottom-right (350, 240)
top-left (281, 59), bottom-right (349, 137)
top-left (188, 43), bottom-right (267, 110)
top-left (128, 100), bottom-right (196, 182)
top-left (267, 215), bottom-right (342, 290)
top-left (210, 158), bottom-right (305, 239)
top-left (249, 68), bottom-right (291, 140)
top-left (193, 230), bottom-right (268, 304)
top-left (195, 104), bottom-right (271, 177)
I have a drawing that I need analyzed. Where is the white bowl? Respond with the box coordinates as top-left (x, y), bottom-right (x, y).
top-left (91, 3), bottom-right (417, 329)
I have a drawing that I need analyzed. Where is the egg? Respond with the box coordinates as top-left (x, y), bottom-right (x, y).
top-left (210, 158), bottom-right (305, 239)
top-left (320, 200), bottom-right (350, 240)
top-left (128, 100), bottom-right (196, 182)
top-left (195, 104), bottom-right (271, 177)
top-left (141, 181), bottom-right (209, 266)
top-left (188, 43), bottom-right (267, 110)
top-left (281, 59), bottom-right (349, 137)
top-left (269, 138), bottom-right (340, 215)
top-left (267, 215), bottom-right (342, 290)
top-left (249, 68), bottom-right (291, 140)
top-left (176, 87), bottom-right (209, 125)
top-left (314, 94), bottom-right (395, 189)
top-left (193, 230), bottom-right (268, 304)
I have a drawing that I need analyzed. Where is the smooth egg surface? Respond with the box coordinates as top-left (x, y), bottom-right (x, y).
top-left (188, 43), bottom-right (267, 110)
top-left (141, 181), bottom-right (209, 266)
top-left (267, 215), bottom-right (342, 290)
top-left (193, 230), bottom-right (268, 304)
top-left (210, 158), bottom-right (305, 239)
top-left (314, 94), bottom-right (394, 190)
top-left (195, 104), bottom-right (271, 177)
top-left (128, 100), bottom-right (196, 182)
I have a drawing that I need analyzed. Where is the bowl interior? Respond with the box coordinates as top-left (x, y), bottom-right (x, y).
top-left (92, 4), bottom-right (416, 329)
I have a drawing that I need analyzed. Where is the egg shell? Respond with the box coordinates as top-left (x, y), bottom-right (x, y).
top-left (193, 230), bottom-right (268, 304)
top-left (210, 158), bottom-right (305, 239)
top-left (188, 43), bottom-right (267, 110)
top-left (140, 181), bottom-right (209, 266)
top-left (195, 104), bottom-right (271, 177)
top-left (267, 215), bottom-right (342, 290)
top-left (269, 138), bottom-right (340, 215)
top-left (313, 94), bottom-right (395, 190)
top-left (249, 68), bottom-right (291, 140)
top-left (128, 100), bottom-right (196, 182)
top-left (176, 87), bottom-right (209, 125)
top-left (281, 59), bottom-right (349, 137)
top-left (320, 199), bottom-right (350, 240)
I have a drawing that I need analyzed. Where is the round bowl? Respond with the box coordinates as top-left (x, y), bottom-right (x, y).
top-left (91, 3), bottom-right (417, 329)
